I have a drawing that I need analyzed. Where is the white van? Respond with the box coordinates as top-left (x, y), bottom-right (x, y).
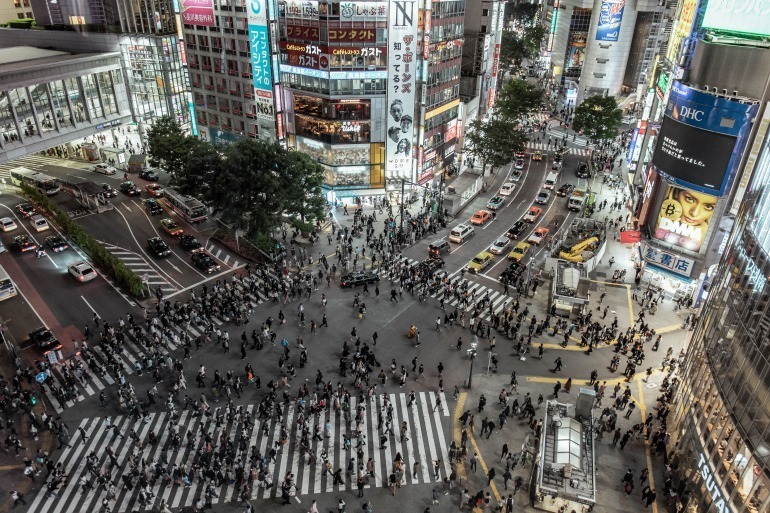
top-left (449, 223), bottom-right (475, 243)
top-left (544, 172), bottom-right (559, 190)
top-left (30, 215), bottom-right (50, 232)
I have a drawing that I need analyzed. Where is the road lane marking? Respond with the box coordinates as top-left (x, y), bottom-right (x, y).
top-left (81, 296), bottom-right (101, 318)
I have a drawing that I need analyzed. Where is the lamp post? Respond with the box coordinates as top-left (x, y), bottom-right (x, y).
top-left (467, 342), bottom-right (478, 389)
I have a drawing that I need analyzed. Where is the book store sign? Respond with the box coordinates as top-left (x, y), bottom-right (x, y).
top-left (697, 453), bottom-right (731, 513)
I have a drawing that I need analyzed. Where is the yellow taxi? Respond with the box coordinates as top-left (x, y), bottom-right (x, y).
top-left (467, 251), bottom-right (494, 273)
top-left (508, 242), bottom-right (532, 261)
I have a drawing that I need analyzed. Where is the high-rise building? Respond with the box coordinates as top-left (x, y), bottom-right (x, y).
top-left (0, 0), bottom-right (34, 23)
top-left (29, 0), bottom-right (191, 129)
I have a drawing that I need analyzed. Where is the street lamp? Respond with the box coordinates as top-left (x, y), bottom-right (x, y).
top-left (467, 342), bottom-right (478, 389)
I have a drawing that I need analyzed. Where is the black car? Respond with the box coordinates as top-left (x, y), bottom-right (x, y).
top-left (120, 181), bottom-right (141, 196)
top-left (556, 183), bottom-right (575, 197)
top-left (29, 327), bottom-right (61, 351)
top-left (500, 262), bottom-right (527, 284)
top-left (191, 252), bottom-right (221, 274)
top-left (554, 154), bottom-right (563, 163)
top-left (101, 183), bottom-right (118, 198)
top-left (16, 203), bottom-right (36, 218)
top-left (46, 235), bottom-right (69, 253)
top-left (340, 271), bottom-right (380, 288)
top-left (576, 163), bottom-right (589, 178)
top-left (147, 237), bottom-right (171, 257)
top-left (144, 198), bottom-right (164, 215)
top-left (506, 221), bottom-right (527, 240)
top-left (180, 234), bottom-right (204, 254)
top-left (14, 234), bottom-right (37, 252)
top-left (139, 170), bottom-right (159, 181)
top-left (414, 258), bottom-right (445, 277)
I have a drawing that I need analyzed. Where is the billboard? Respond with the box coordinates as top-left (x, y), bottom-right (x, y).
top-left (652, 81), bottom-right (757, 195)
top-left (652, 117), bottom-right (737, 193)
top-left (701, 0), bottom-right (770, 37)
top-left (248, 0), bottom-right (274, 120)
top-left (666, 0), bottom-right (697, 65)
top-left (181, 0), bottom-right (215, 26)
top-left (596, 0), bottom-right (626, 42)
top-left (385, 0), bottom-right (417, 179)
top-left (652, 184), bottom-right (717, 253)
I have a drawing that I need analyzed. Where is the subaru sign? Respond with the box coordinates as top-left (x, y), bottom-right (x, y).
top-left (596, 0), bottom-right (626, 42)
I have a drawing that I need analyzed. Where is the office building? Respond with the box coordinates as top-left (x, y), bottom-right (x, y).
top-left (0, 0), bottom-right (33, 22)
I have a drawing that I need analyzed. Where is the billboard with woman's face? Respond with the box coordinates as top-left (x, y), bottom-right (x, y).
top-left (652, 184), bottom-right (718, 253)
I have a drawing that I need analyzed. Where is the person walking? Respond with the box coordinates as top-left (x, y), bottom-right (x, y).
top-left (487, 467), bottom-right (496, 486)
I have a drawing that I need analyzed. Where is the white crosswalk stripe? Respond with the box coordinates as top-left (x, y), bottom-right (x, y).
top-left (101, 244), bottom-right (177, 293)
top-left (29, 393), bottom-right (450, 511)
top-left (525, 141), bottom-right (589, 155)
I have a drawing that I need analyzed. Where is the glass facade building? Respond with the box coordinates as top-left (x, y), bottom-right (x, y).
top-left (670, 108), bottom-right (770, 513)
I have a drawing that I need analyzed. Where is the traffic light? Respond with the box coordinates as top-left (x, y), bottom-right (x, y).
top-left (29, 395), bottom-right (37, 406)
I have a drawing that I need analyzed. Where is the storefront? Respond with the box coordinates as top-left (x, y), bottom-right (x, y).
top-left (638, 243), bottom-right (697, 300)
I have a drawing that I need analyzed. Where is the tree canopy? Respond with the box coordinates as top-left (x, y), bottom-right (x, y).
top-left (572, 95), bottom-right (623, 142)
top-left (147, 118), bottom-right (326, 237)
top-left (146, 116), bottom-right (192, 177)
top-left (495, 78), bottom-right (543, 123)
top-left (466, 118), bottom-right (527, 175)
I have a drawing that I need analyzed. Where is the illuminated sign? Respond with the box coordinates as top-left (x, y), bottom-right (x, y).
top-left (340, 2), bottom-right (388, 20)
top-left (248, 0), bottom-right (274, 102)
top-left (279, 0), bottom-right (319, 20)
top-left (596, 0), bottom-right (626, 42)
top-left (666, 0), bottom-right (697, 65)
top-left (385, 0), bottom-right (418, 179)
top-left (329, 27), bottom-right (376, 43)
top-left (702, 0), bottom-right (770, 37)
top-left (737, 246), bottom-right (768, 292)
top-left (279, 65), bottom-right (387, 79)
top-left (286, 24), bottom-right (320, 40)
top-left (652, 184), bottom-right (717, 253)
top-left (642, 243), bottom-right (696, 278)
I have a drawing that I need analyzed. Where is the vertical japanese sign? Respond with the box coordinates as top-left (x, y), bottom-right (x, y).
top-left (249, 0), bottom-right (275, 120)
top-left (386, 0), bottom-right (417, 179)
top-left (596, 0), bottom-right (625, 42)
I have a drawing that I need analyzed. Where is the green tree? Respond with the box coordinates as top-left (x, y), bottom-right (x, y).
top-left (572, 95), bottom-right (623, 143)
top-left (176, 138), bottom-right (222, 197)
top-left (278, 150), bottom-right (327, 232)
top-left (145, 117), bottom-right (192, 176)
top-left (508, 2), bottom-right (539, 25)
top-left (495, 79), bottom-right (543, 123)
top-left (466, 118), bottom-right (527, 176)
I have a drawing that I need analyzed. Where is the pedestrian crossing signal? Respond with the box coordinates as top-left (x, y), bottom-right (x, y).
top-left (29, 395), bottom-right (37, 406)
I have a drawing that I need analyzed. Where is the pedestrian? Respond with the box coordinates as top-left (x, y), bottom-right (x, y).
top-left (487, 467), bottom-right (496, 486)
top-left (432, 488), bottom-right (440, 504)
top-left (338, 498), bottom-right (346, 513)
top-left (11, 491), bottom-right (26, 507)
top-left (470, 453), bottom-right (478, 472)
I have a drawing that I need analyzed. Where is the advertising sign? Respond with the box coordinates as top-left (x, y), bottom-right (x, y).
top-left (642, 243), bottom-right (696, 278)
top-left (329, 27), bottom-right (376, 43)
top-left (652, 184), bottom-right (717, 253)
top-left (280, 42), bottom-right (323, 69)
top-left (340, 2), bottom-right (388, 20)
top-left (701, 0), bottom-right (770, 37)
top-left (385, 0), bottom-right (417, 179)
top-left (666, 0), bottom-right (697, 65)
top-left (286, 24), bottom-right (320, 40)
top-left (652, 81), bottom-right (757, 195)
top-left (279, 0), bottom-right (319, 20)
top-left (248, 0), bottom-right (274, 101)
top-left (652, 117), bottom-right (737, 194)
top-left (181, 0), bottom-right (215, 26)
top-left (596, 0), bottom-right (626, 42)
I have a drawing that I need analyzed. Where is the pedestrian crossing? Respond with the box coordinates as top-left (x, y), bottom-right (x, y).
top-left (29, 392), bottom-right (451, 511)
top-left (525, 141), bottom-right (590, 155)
top-left (372, 258), bottom-right (518, 325)
top-left (102, 243), bottom-right (178, 294)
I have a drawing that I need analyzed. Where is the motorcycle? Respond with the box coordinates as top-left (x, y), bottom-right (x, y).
top-left (36, 249), bottom-right (47, 258)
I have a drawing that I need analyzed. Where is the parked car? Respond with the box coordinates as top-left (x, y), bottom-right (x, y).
top-left (340, 271), bottom-right (380, 288)
top-left (93, 163), bottom-right (117, 175)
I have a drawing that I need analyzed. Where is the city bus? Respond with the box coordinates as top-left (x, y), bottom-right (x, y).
top-left (163, 187), bottom-right (208, 223)
top-left (10, 167), bottom-right (61, 195)
top-left (0, 265), bottom-right (18, 302)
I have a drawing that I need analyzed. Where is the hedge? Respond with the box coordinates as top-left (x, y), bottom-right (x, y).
top-left (20, 184), bottom-right (145, 298)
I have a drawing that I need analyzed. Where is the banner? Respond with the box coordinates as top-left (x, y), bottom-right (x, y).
top-left (652, 184), bottom-right (717, 253)
top-left (385, 0), bottom-right (417, 179)
top-left (248, 0), bottom-right (274, 119)
top-left (596, 0), bottom-right (625, 42)
top-left (619, 230), bottom-right (641, 244)
top-left (181, 0), bottom-right (215, 26)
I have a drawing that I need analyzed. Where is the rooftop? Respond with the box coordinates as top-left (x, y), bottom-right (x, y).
top-left (0, 45), bottom-right (113, 74)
